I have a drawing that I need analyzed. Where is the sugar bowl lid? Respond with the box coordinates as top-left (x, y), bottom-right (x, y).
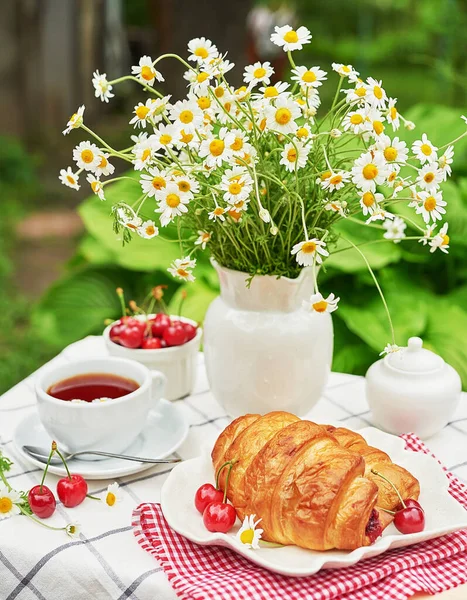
top-left (386, 337), bottom-right (444, 373)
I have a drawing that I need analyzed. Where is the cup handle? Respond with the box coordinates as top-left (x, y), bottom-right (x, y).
top-left (151, 370), bottom-right (167, 404)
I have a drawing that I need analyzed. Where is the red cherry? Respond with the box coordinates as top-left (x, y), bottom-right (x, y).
top-left (28, 485), bottom-right (56, 519)
top-left (163, 324), bottom-right (188, 347)
top-left (150, 313), bottom-right (171, 337)
top-left (183, 322), bottom-right (198, 342)
top-left (119, 324), bottom-right (144, 349)
top-left (394, 506), bottom-right (425, 534)
top-left (109, 319), bottom-right (127, 343)
top-left (203, 502), bottom-right (237, 533)
top-left (141, 337), bottom-right (163, 349)
top-left (397, 498), bottom-right (424, 512)
top-left (57, 474), bottom-right (88, 508)
top-left (194, 484), bottom-right (224, 514)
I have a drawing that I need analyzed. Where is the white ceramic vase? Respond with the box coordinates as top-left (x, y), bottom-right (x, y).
top-left (203, 262), bottom-right (334, 418)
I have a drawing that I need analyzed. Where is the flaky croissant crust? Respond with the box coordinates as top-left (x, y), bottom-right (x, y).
top-left (212, 412), bottom-right (420, 551)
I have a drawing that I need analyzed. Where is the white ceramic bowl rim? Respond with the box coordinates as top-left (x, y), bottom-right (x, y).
top-left (103, 314), bottom-right (202, 355)
top-left (36, 356), bottom-right (152, 409)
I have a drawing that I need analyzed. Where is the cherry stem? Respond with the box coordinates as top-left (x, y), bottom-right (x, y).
top-left (371, 469), bottom-right (406, 509)
top-left (378, 507), bottom-right (396, 515)
top-left (86, 493), bottom-right (101, 501)
top-left (39, 443), bottom-right (56, 493)
top-left (18, 504), bottom-right (67, 532)
top-left (223, 462), bottom-right (235, 504)
top-left (116, 288), bottom-right (126, 319)
top-left (55, 448), bottom-right (72, 481)
top-left (215, 460), bottom-right (234, 490)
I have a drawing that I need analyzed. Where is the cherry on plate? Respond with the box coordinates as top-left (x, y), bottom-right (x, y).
top-left (183, 322), bottom-right (198, 342)
top-left (194, 483), bottom-right (223, 514)
top-left (57, 474), bottom-right (88, 508)
top-left (203, 501), bottom-right (237, 533)
top-left (150, 313), bottom-right (171, 337)
top-left (141, 337), bottom-right (163, 350)
top-left (28, 485), bottom-right (56, 519)
top-left (397, 498), bottom-right (424, 512)
top-left (394, 506), bottom-right (425, 534)
top-left (119, 323), bottom-right (144, 349)
top-left (163, 324), bottom-right (188, 347)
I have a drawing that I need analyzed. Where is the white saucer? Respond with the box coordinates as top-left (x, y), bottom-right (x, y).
top-left (13, 399), bottom-right (188, 480)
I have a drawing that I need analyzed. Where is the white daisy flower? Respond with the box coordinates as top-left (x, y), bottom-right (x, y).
top-left (86, 174), bottom-right (105, 201)
top-left (365, 77), bottom-right (387, 109)
top-left (169, 99), bottom-right (204, 133)
top-left (131, 55), bottom-right (164, 86)
top-left (332, 63), bottom-right (359, 80)
top-left (237, 515), bottom-right (263, 549)
top-left (209, 56), bottom-right (235, 78)
top-left (115, 205), bottom-right (142, 232)
top-left (352, 151), bottom-right (390, 193)
top-left (386, 166), bottom-right (401, 188)
top-left (439, 145), bottom-right (454, 180)
top-left (73, 141), bottom-right (101, 171)
top-left (226, 129), bottom-right (250, 156)
top-left (291, 65), bottom-right (327, 88)
top-left (375, 135), bottom-right (409, 164)
top-left (195, 231), bottom-right (212, 249)
top-left (187, 37), bottom-right (218, 63)
top-left (94, 153), bottom-right (114, 177)
top-left (416, 191), bottom-right (446, 223)
top-left (0, 486), bottom-right (22, 520)
top-left (63, 105), bottom-right (85, 135)
top-left (65, 521), bottom-right (81, 538)
top-left (320, 170), bottom-right (350, 192)
top-left (168, 257), bottom-right (196, 282)
top-left (173, 174), bottom-right (199, 198)
top-left (140, 168), bottom-right (168, 198)
top-left (417, 163), bottom-right (443, 191)
top-left (137, 220), bottom-right (159, 239)
top-left (255, 81), bottom-right (290, 103)
top-left (324, 199), bottom-right (347, 216)
top-left (199, 128), bottom-right (235, 168)
top-left (102, 482), bottom-right (122, 507)
top-left (264, 96), bottom-right (300, 134)
top-left (152, 123), bottom-right (181, 151)
top-left (418, 223), bottom-right (437, 246)
top-left (279, 141), bottom-right (310, 172)
top-left (270, 25), bottom-right (312, 52)
top-left (220, 167), bottom-right (253, 203)
top-left (92, 71), bottom-right (114, 103)
top-left (59, 167), bottom-right (80, 190)
top-left (183, 68), bottom-right (213, 93)
top-left (362, 108), bottom-right (386, 139)
top-left (380, 344), bottom-right (400, 356)
top-left (295, 124), bottom-right (313, 143)
top-left (342, 108), bottom-right (368, 134)
top-left (291, 239), bottom-right (329, 266)
top-left (303, 292), bottom-right (340, 313)
top-left (383, 216), bottom-right (406, 243)
top-left (244, 62), bottom-right (274, 87)
top-left (429, 222), bottom-right (450, 254)
top-left (386, 98), bottom-right (400, 130)
top-left (343, 81), bottom-right (367, 104)
top-left (146, 95), bottom-right (172, 123)
top-left (366, 209), bottom-right (395, 223)
top-left (359, 191), bottom-right (384, 216)
top-left (129, 100), bottom-right (154, 128)
top-left (208, 206), bottom-right (226, 222)
top-left (412, 133), bottom-right (438, 164)
top-left (404, 120), bottom-right (416, 131)
top-left (133, 137), bottom-right (159, 171)
top-left (157, 182), bottom-right (190, 226)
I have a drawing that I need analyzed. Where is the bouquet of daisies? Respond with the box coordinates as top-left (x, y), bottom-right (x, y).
top-left (59, 24), bottom-right (465, 351)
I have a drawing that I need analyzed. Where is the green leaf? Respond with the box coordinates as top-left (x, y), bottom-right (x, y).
top-left (78, 234), bottom-right (116, 265)
top-left (331, 315), bottom-right (377, 376)
top-left (168, 277), bottom-right (219, 324)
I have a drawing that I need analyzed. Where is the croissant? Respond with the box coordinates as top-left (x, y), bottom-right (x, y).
top-left (211, 411), bottom-right (420, 551)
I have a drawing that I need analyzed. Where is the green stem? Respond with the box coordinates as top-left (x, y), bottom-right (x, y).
top-left (0, 467), bottom-right (11, 491)
top-left (371, 469), bottom-right (406, 509)
top-left (215, 460), bottom-right (234, 490)
top-left (55, 449), bottom-right (72, 481)
top-left (223, 462), bottom-right (234, 504)
top-left (40, 444), bottom-right (56, 493)
top-left (18, 505), bottom-right (67, 531)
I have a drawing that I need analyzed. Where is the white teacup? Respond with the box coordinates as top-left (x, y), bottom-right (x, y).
top-left (35, 357), bottom-right (166, 458)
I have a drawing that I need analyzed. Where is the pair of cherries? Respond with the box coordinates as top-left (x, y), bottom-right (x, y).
top-left (194, 461), bottom-right (237, 533)
top-left (110, 313), bottom-right (197, 349)
top-left (28, 443), bottom-right (88, 519)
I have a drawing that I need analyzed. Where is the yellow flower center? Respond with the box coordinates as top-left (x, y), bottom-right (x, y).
top-left (106, 492), bottom-right (116, 506)
top-left (194, 47), bottom-right (208, 59)
top-left (177, 268), bottom-right (189, 278)
top-left (178, 180), bottom-right (191, 192)
top-left (209, 139), bottom-right (225, 156)
top-left (179, 110), bottom-right (194, 124)
top-left (275, 108), bottom-right (292, 125)
top-left (350, 114), bottom-right (363, 125)
top-left (329, 175), bottom-right (343, 186)
top-left (362, 192), bottom-right (375, 207)
top-left (228, 209), bottom-right (241, 221)
top-left (313, 300), bottom-right (328, 313)
top-left (355, 87), bottom-right (366, 97)
top-left (287, 148), bottom-right (297, 162)
top-left (240, 529), bottom-right (255, 544)
top-left (442, 234), bottom-right (450, 245)
top-left (98, 155), bottom-right (108, 168)
top-left (197, 96), bottom-right (211, 109)
top-left (384, 147), bottom-right (397, 161)
top-left (296, 127), bottom-right (309, 139)
top-left (202, 233), bottom-right (210, 242)
top-left (424, 172), bottom-right (435, 183)
top-left (264, 86), bottom-right (278, 98)
top-left (214, 86), bottom-right (225, 98)
top-left (373, 121), bottom-right (384, 135)
top-left (136, 106), bottom-right (150, 119)
top-left (374, 85), bottom-right (383, 100)
top-left (421, 143), bottom-right (432, 156)
top-left (146, 225), bottom-right (156, 236)
top-left (302, 70), bottom-right (316, 83)
top-left (388, 171), bottom-right (396, 182)
top-left (180, 130), bottom-right (194, 144)
top-left (70, 112), bottom-right (77, 122)
top-left (159, 134), bottom-right (172, 145)
top-left (363, 164), bottom-right (378, 180)
top-left (424, 196), bottom-right (437, 211)
top-left (229, 182), bottom-right (242, 195)
top-left (166, 193), bottom-right (181, 208)
top-left (197, 72), bottom-right (209, 83)
top-left (214, 207), bottom-right (224, 215)
top-left (234, 200), bottom-right (245, 209)
top-left (253, 67), bottom-right (267, 79)
top-left (296, 98), bottom-right (305, 106)
top-left (0, 497), bottom-right (13, 513)
top-left (390, 106), bottom-right (398, 120)
top-left (342, 65), bottom-right (351, 73)
top-left (81, 149), bottom-right (94, 164)
top-left (152, 176), bottom-right (166, 190)
top-left (66, 175), bottom-right (76, 185)
top-left (91, 181), bottom-right (100, 193)
top-left (283, 30), bottom-right (298, 43)
top-left (231, 137), bottom-right (243, 151)
top-left (321, 170), bottom-right (331, 180)
top-left (141, 65), bottom-right (155, 81)
top-left (301, 241), bottom-right (317, 254)
top-left (141, 148), bottom-right (151, 161)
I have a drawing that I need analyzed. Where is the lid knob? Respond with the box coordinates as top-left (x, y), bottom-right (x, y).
top-left (386, 336), bottom-right (444, 373)
top-left (407, 337), bottom-right (423, 352)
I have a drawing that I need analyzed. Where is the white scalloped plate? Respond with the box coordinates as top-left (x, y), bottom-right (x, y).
top-left (160, 426), bottom-right (467, 576)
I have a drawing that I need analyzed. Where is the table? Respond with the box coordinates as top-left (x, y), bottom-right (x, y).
top-left (0, 336), bottom-right (466, 600)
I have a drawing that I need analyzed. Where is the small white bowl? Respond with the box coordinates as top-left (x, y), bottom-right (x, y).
top-left (103, 315), bottom-right (202, 401)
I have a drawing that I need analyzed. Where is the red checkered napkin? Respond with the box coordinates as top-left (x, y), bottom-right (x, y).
top-left (132, 434), bottom-right (467, 600)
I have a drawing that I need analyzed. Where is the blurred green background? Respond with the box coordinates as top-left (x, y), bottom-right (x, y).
top-left (1, 0), bottom-right (467, 394)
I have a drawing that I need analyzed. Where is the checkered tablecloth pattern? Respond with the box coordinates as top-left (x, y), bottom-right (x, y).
top-left (0, 335), bottom-right (466, 600)
top-left (132, 434), bottom-right (467, 600)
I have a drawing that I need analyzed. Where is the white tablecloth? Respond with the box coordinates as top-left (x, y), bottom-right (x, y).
top-left (0, 336), bottom-right (466, 600)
